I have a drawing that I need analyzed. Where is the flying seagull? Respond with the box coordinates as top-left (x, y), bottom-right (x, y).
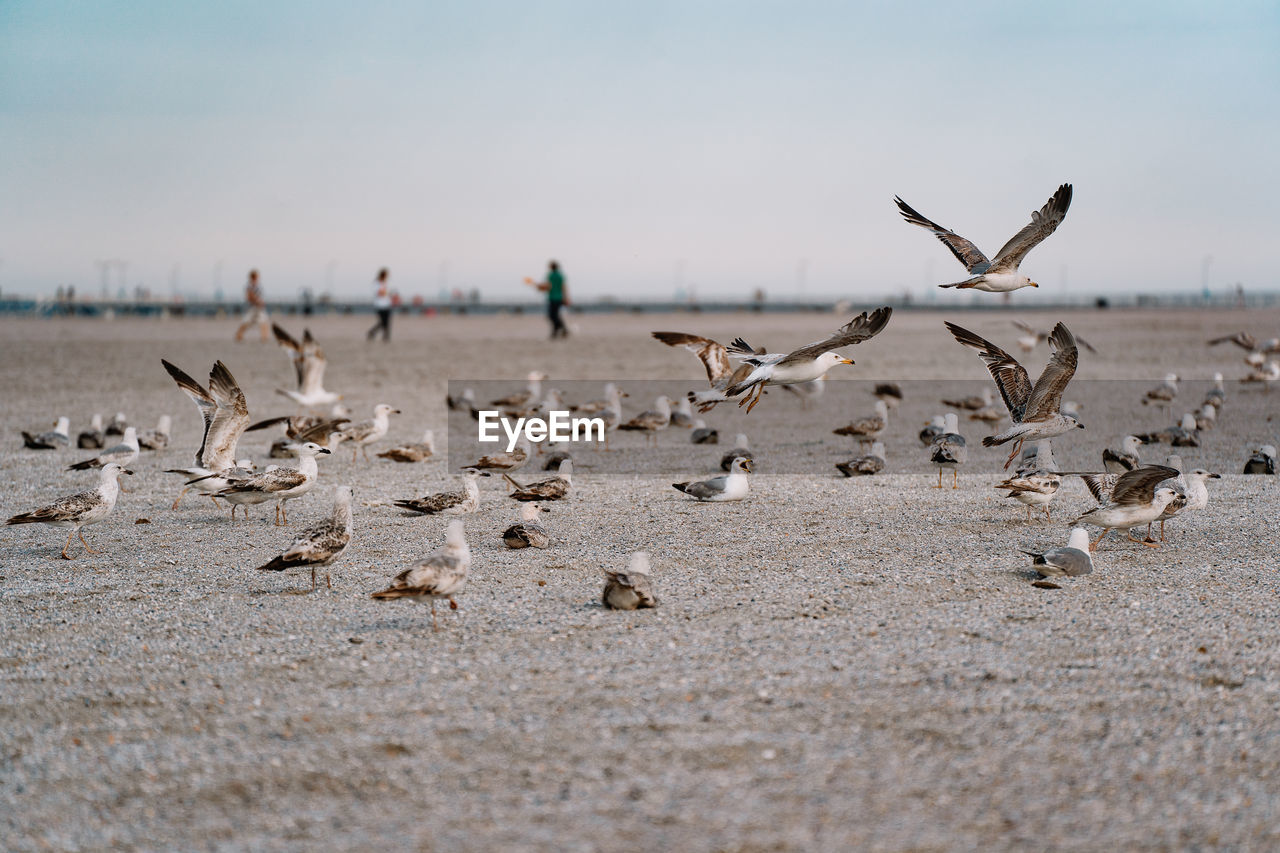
top-left (944, 321), bottom-right (1084, 468)
top-left (654, 308), bottom-right (892, 413)
top-left (895, 183), bottom-right (1072, 291)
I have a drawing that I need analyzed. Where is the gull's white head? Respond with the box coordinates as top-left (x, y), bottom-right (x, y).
top-left (156, 414), bottom-right (172, 433)
top-left (54, 416), bottom-right (70, 434)
top-left (733, 433), bottom-right (749, 449)
top-left (1213, 372), bottom-right (1224, 383)
top-left (874, 400), bottom-right (889, 419)
top-left (1261, 445), bottom-right (1278, 459)
top-left (1121, 435), bottom-right (1142, 454)
top-left (943, 412), bottom-right (960, 434)
top-left (1066, 527), bottom-right (1090, 552)
top-left (519, 502), bottom-right (542, 522)
top-left (443, 518), bottom-right (468, 550)
top-left (675, 397), bottom-right (693, 416)
top-left (1200, 403), bottom-right (1216, 419)
top-left (1165, 454), bottom-right (1184, 473)
top-left (89, 413), bottom-right (103, 429)
top-left (294, 441), bottom-right (331, 458)
top-left (556, 459), bottom-right (573, 478)
top-left (1153, 487), bottom-right (1179, 510)
top-left (374, 403), bottom-right (400, 419)
top-left (928, 415), bottom-right (945, 429)
top-left (100, 462), bottom-right (134, 481)
top-left (461, 467), bottom-right (487, 481)
top-left (654, 395), bottom-right (671, 413)
top-left (121, 426), bottom-right (138, 445)
top-left (1179, 413), bottom-right (1197, 431)
top-left (627, 551), bottom-right (651, 576)
top-left (1187, 468), bottom-right (1221, 485)
top-left (693, 418), bottom-right (707, 430)
top-left (331, 484), bottom-right (354, 511)
top-left (1165, 373), bottom-right (1179, 384)
top-left (730, 456), bottom-right (752, 474)
top-left (420, 429), bottom-right (435, 450)
top-left (816, 351), bottom-right (855, 371)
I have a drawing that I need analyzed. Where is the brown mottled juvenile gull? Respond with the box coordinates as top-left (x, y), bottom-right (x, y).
top-left (137, 415), bottom-right (172, 450)
top-left (371, 519), bottom-right (470, 631)
top-left (502, 503), bottom-right (551, 549)
top-left (255, 485), bottom-right (353, 591)
top-left (273, 324), bottom-right (343, 409)
top-left (1074, 464), bottom-right (1180, 551)
top-left (895, 183), bottom-right (1072, 292)
top-left (333, 403), bottom-right (400, 462)
top-left (602, 552), bottom-right (658, 610)
top-left (463, 434), bottom-right (531, 473)
top-left (162, 359), bottom-right (252, 507)
top-left (833, 400), bottom-right (888, 447)
top-left (377, 429), bottom-right (436, 463)
top-left (6, 462), bottom-right (132, 559)
top-left (837, 441), bottom-right (885, 477)
top-left (945, 321), bottom-right (1084, 468)
top-left (503, 460), bottom-right (572, 502)
top-left (211, 441), bottom-right (331, 524)
top-left (394, 468), bottom-right (486, 516)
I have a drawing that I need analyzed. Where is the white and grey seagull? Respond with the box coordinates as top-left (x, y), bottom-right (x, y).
top-left (945, 321), bottom-right (1084, 468)
top-left (6, 462), bottom-right (132, 559)
top-left (895, 183), bottom-right (1072, 292)
top-left (655, 308), bottom-right (892, 413)
top-left (162, 359), bottom-right (252, 509)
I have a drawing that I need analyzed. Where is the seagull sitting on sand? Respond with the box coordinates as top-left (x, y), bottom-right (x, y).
top-left (78, 414), bottom-right (105, 449)
top-left (1243, 445), bottom-right (1276, 475)
top-left (273, 324), bottom-right (343, 409)
top-left (69, 426), bottom-right (139, 472)
top-left (6, 463), bottom-right (132, 559)
top-left (105, 412), bottom-right (128, 438)
top-left (602, 552), bottom-right (658, 610)
top-left (1074, 464), bottom-right (1180, 551)
top-left (655, 308), bottom-right (893, 413)
top-left (464, 434), bottom-right (531, 473)
top-left (490, 371), bottom-right (547, 409)
top-left (1203, 373), bottom-right (1226, 411)
top-left (394, 468), bottom-right (487, 515)
top-left (720, 434), bottom-right (753, 471)
top-left (837, 441), bottom-right (885, 477)
top-left (333, 404), bottom-right (400, 462)
top-left (371, 519), bottom-right (470, 632)
top-left (255, 485), bottom-right (353, 591)
top-left (1103, 435), bottom-right (1143, 473)
top-left (1020, 528), bottom-right (1093, 579)
top-left (945, 321), bottom-right (1084, 469)
top-left (691, 419), bottom-right (718, 444)
top-left (211, 441), bottom-right (331, 525)
top-left (895, 183), bottom-right (1072, 292)
top-left (919, 415), bottom-right (946, 446)
top-left (502, 503), bottom-right (551, 549)
top-left (833, 400), bottom-right (888, 448)
top-left (162, 359), bottom-right (253, 509)
top-left (669, 397), bottom-right (696, 428)
top-left (377, 429), bottom-right (436, 462)
top-left (930, 413), bottom-right (966, 489)
top-left (1195, 403), bottom-right (1217, 432)
top-left (22, 416), bottom-right (70, 450)
top-left (137, 415), bottom-right (172, 450)
top-left (941, 387), bottom-right (992, 411)
top-left (1136, 413), bottom-right (1199, 447)
top-left (503, 460), bottom-right (572, 502)
top-left (1141, 374), bottom-right (1178, 412)
top-left (673, 456), bottom-right (751, 501)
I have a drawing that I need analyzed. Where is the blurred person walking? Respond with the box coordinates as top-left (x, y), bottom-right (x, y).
top-left (234, 269), bottom-right (270, 342)
top-left (367, 268), bottom-right (393, 342)
top-left (527, 260), bottom-right (569, 339)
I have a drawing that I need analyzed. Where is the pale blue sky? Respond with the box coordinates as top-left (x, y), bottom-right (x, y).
top-left (2, 1), bottom-right (1276, 301)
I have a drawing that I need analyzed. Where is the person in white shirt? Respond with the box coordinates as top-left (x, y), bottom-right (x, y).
top-left (367, 268), bottom-right (393, 342)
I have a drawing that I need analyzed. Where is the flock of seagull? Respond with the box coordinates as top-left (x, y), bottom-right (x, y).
top-left (8, 183), bottom-right (1279, 622)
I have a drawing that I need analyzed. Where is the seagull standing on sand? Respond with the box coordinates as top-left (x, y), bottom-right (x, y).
top-left (22, 416), bottom-right (70, 450)
top-left (162, 359), bottom-right (253, 509)
top-left (394, 468), bottom-right (487, 515)
top-left (673, 456), bottom-right (751, 501)
top-left (618, 395), bottom-right (672, 444)
top-left (255, 485), bottom-right (353, 591)
top-left (1074, 465), bottom-right (1180, 551)
top-left (6, 463), bottom-right (132, 559)
top-left (602, 552), bottom-right (658, 610)
top-left (833, 400), bottom-right (888, 447)
top-left (1020, 528), bottom-right (1093, 578)
top-left (211, 441), bottom-right (331, 524)
top-left (996, 468), bottom-right (1061, 523)
top-left (945, 321), bottom-right (1084, 468)
top-left (930, 413), bottom-right (966, 489)
top-left (371, 519), bottom-right (470, 632)
top-left (69, 426), bottom-right (139, 472)
top-left (895, 183), bottom-right (1072, 292)
top-left (334, 404), bottom-right (400, 462)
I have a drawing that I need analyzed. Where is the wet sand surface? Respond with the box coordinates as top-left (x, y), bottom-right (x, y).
top-left (2, 307), bottom-right (1279, 851)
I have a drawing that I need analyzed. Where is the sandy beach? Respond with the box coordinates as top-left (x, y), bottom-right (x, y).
top-left (2, 307), bottom-right (1279, 851)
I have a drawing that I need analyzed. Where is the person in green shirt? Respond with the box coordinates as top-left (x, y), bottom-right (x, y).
top-left (535, 260), bottom-right (569, 339)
